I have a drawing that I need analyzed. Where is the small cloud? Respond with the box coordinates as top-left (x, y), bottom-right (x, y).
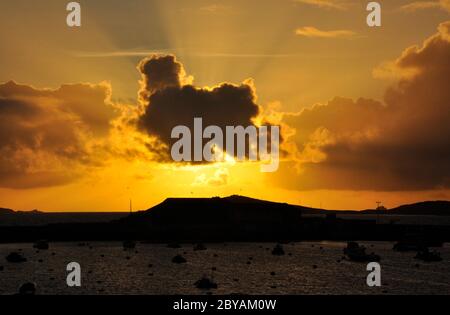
top-left (193, 168), bottom-right (229, 187)
top-left (295, 26), bottom-right (356, 39)
top-left (399, 0), bottom-right (450, 13)
top-left (400, 1), bottom-right (441, 12)
top-left (372, 61), bottom-right (419, 80)
top-left (199, 4), bottom-right (234, 14)
top-left (294, 0), bottom-right (350, 11)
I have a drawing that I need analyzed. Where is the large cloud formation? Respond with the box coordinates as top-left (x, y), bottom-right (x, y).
top-left (0, 55), bottom-right (270, 189)
top-left (277, 21), bottom-right (450, 191)
top-left (3, 21), bottom-right (449, 193)
top-left (136, 55), bottom-right (261, 160)
top-left (0, 81), bottom-right (117, 188)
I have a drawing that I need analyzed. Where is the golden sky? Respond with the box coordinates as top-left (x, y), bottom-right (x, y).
top-left (0, 0), bottom-right (450, 211)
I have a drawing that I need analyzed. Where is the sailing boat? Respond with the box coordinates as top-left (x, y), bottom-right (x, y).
top-left (123, 198), bottom-right (136, 249)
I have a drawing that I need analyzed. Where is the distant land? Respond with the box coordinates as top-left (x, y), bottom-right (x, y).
top-left (0, 208), bottom-right (127, 227)
top-left (2, 196), bottom-right (450, 219)
top-left (1, 196), bottom-right (450, 227)
top-left (1, 196), bottom-right (450, 243)
top-left (133, 195), bottom-right (450, 217)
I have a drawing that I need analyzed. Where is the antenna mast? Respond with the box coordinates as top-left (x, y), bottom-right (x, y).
top-left (375, 201), bottom-right (383, 225)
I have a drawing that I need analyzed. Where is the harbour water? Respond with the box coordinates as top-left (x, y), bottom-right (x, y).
top-left (0, 241), bottom-right (449, 295)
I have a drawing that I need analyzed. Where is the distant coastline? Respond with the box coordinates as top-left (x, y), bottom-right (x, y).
top-left (3, 196), bottom-right (450, 215)
top-left (1, 196), bottom-right (450, 243)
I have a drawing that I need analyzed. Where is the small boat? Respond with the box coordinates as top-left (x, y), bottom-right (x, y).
top-left (33, 240), bottom-right (49, 250)
top-left (193, 243), bottom-right (207, 251)
top-left (344, 242), bottom-right (380, 262)
top-left (6, 252), bottom-right (27, 263)
top-left (271, 244), bottom-right (285, 256)
top-left (172, 255), bottom-right (187, 264)
top-left (344, 242), bottom-right (363, 254)
top-left (393, 241), bottom-right (422, 252)
top-left (194, 277), bottom-right (218, 290)
top-left (415, 248), bottom-right (442, 262)
top-left (18, 282), bottom-right (36, 295)
top-left (393, 234), bottom-right (443, 252)
top-left (123, 240), bottom-right (136, 249)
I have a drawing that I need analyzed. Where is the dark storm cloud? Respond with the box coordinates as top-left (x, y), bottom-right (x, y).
top-left (137, 54), bottom-right (261, 159)
top-left (138, 55), bottom-right (184, 98)
top-left (0, 81), bottom-right (118, 189)
top-left (275, 21), bottom-right (450, 191)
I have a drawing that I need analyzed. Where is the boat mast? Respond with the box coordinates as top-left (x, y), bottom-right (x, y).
top-left (376, 201), bottom-right (382, 224)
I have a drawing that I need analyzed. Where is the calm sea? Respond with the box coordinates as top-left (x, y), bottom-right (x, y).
top-left (1, 241), bottom-right (449, 295)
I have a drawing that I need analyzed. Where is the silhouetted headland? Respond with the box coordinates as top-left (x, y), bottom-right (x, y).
top-left (0, 196), bottom-right (449, 243)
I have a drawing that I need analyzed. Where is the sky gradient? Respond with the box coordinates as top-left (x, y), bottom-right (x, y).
top-left (1, 0), bottom-right (449, 211)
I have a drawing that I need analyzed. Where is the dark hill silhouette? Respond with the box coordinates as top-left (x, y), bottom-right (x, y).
top-left (110, 196), bottom-right (450, 242)
top-left (386, 201), bottom-right (450, 216)
top-left (1, 197), bottom-right (450, 226)
top-left (121, 196), bottom-right (450, 220)
top-left (114, 195), bottom-right (307, 241)
top-left (0, 208), bottom-right (14, 215)
top-left (349, 201), bottom-right (450, 216)
top-left (1, 196), bottom-right (450, 243)
top-left (120, 195), bottom-right (307, 227)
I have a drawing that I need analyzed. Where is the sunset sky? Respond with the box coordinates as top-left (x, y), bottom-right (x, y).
top-left (1, 0), bottom-right (450, 211)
